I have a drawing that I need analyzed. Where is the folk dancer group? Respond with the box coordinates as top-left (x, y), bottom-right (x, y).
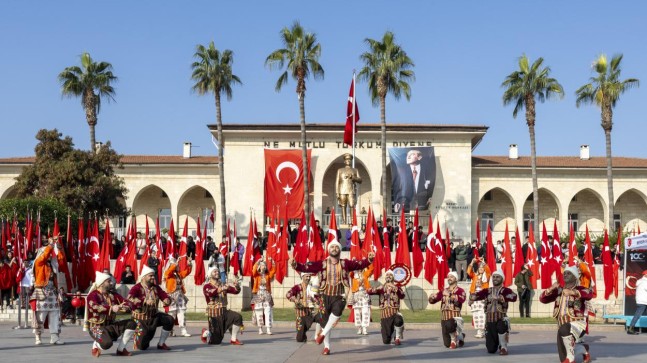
top-left (30, 235), bottom-right (603, 363)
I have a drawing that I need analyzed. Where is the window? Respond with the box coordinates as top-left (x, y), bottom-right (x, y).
top-left (159, 208), bottom-right (171, 230)
top-left (523, 213), bottom-right (534, 235)
top-left (568, 213), bottom-right (579, 232)
top-left (614, 213), bottom-right (621, 232)
top-left (481, 212), bottom-right (494, 241)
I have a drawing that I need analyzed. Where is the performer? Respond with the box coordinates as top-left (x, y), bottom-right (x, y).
top-left (31, 237), bottom-right (65, 345)
top-left (467, 257), bottom-right (491, 338)
top-left (86, 272), bottom-right (134, 357)
top-left (367, 269), bottom-right (405, 345)
top-left (469, 270), bottom-right (517, 355)
top-left (428, 271), bottom-right (467, 349)
top-left (286, 272), bottom-right (320, 342)
top-left (201, 266), bottom-right (244, 345)
top-left (350, 263), bottom-right (374, 335)
top-left (251, 258), bottom-right (276, 335)
top-left (540, 266), bottom-right (593, 363)
top-left (291, 240), bottom-right (374, 355)
top-left (336, 153), bottom-right (362, 224)
top-left (126, 265), bottom-right (174, 351)
top-left (163, 256), bottom-right (193, 337)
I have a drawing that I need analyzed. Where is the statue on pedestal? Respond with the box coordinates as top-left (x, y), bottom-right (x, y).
top-left (336, 153), bottom-right (362, 225)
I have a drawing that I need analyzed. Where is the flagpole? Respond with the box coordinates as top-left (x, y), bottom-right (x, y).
top-left (351, 70), bottom-right (358, 222)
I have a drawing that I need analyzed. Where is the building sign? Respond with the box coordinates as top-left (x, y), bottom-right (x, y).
top-left (262, 140), bottom-right (436, 149)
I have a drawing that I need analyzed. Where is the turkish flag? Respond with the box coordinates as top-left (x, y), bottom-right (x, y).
top-left (343, 77), bottom-right (360, 145)
top-left (264, 149), bottom-right (312, 219)
top-left (602, 229), bottom-right (614, 300)
top-left (424, 214), bottom-right (436, 284)
top-left (501, 222), bottom-right (512, 287)
top-left (411, 208), bottom-right (424, 277)
top-left (394, 209), bottom-right (410, 265)
top-left (526, 223), bottom-right (539, 289)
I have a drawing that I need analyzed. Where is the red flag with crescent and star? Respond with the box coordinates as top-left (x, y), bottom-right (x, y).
top-left (264, 149), bottom-right (312, 219)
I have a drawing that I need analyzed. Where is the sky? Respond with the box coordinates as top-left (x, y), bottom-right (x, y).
top-left (0, 1), bottom-right (645, 158)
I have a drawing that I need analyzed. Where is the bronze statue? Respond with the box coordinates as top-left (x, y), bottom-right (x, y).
top-left (336, 153), bottom-right (362, 224)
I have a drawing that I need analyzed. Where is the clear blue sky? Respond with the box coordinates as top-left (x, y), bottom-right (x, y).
top-left (1, 1), bottom-right (645, 158)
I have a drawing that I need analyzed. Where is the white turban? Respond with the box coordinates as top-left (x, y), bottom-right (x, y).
top-left (448, 271), bottom-right (458, 280)
top-left (564, 265), bottom-right (580, 280)
top-left (93, 272), bottom-right (111, 288)
top-left (385, 269), bottom-right (394, 277)
top-left (492, 270), bottom-right (505, 280)
top-left (207, 266), bottom-right (219, 279)
top-left (327, 240), bottom-right (342, 252)
top-left (139, 265), bottom-right (156, 282)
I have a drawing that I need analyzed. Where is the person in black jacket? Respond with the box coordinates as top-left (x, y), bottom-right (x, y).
top-left (120, 265), bottom-right (136, 284)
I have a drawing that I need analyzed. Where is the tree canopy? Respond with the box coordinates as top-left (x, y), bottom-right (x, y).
top-left (13, 129), bottom-right (127, 216)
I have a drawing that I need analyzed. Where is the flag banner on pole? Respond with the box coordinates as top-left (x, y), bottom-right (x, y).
top-left (343, 77), bottom-right (360, 145)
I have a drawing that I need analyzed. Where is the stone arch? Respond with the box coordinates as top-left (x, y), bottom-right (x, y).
top-left (131, 185), bottom-right (172, 230)
top-left (523, 188), bottom-right (561, 228)
top-left (615, 188), bottom-right (647, 233)
top-left (321, 155), bottom-right (372, 218)
top-left (567, 188), bottom-right (606, 234)
top-left (177, 185), bottom-right (217, 236)
top-left (1, 185), bottom-right (18, 199)
top-left (477, 187), bottom-right (516, 240)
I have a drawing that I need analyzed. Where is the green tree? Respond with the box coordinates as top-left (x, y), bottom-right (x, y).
top-left (0, 197), bottom-right (78, 235)
top-left (358, 31), bottom-right (415, 212)
top-left (13, 129), bottom-right (127, 216)
top-left (58, 52), bottom-right (117, 153)
top-left (576, 54), bottom-right (639, 229)
top-left (502, 55), bottom-right (563, 242)
top-left (266, 21), bottom-right (324, 223)
top-left (191, 41), bottom-right (242, 236)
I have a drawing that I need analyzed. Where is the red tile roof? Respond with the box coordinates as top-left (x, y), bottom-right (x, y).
top-left (0, 155), bottom-right (218, 165)
top-left (473, 156), bottom-right (647, 169)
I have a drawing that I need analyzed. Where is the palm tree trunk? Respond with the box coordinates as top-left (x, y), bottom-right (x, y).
top-left (215, 93), bottom-right (227, 240)
top-left (603, 104), bottom-right (614, 229)
top-left (85, 91), bottom-right (98, 153)
top-left (299, 91), bottom-right (310, 230)
top-left (89, 123), bottom-right (96, 154)
top-left (526, 97), bottom-right (539, 243)
top-left (380, 95), bottom-right (387, 214)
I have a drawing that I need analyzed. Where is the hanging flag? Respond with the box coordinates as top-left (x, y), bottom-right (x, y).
top-left (294, 211), bottom-right (309, 264)
top-left (552, 220), bottom-right (564, 285)
top-left (327, 208), bottom-right (338, 260)
top-left (178, 217), bottom-right (189, 272)
top-left (612, 227), bottom-right (621, 298)
top-left (275, 202), bottom-right (290, 284)
top-left (513, 226), bottom-right (524, 278)
top-left (435, 228), bottom-right (449, 291)
top-left (140, 215), bottom-right (151, 271)
top-left (381, 209), bottom-right (392, 269)
top-left (540, 221), bottom-right (553, 289)
top-left (568, 221), bottom-right (577, 266)
top-left (485, 222), bottom-right (496, 274)
top-left (582, 225), bottom-right (597, 297)
top-left (526, 223), bottom-right (539, 289)
top-left (231, 220), bottom-right (240, 276)
top-left (307, 212), bottom-right (324, 261)
top-left (411, 208), bottom-right (424, 277)
top-left (114, 219), bottom-right (132, 282)
top-left (264, 149), bottom-right (312, 219)
top-left (76, 216), bottom-right (89, 292)
top-left (501, 221), bottom-right (513, 287)
top-left (602, 229), bottom-right (614, 300)
top-left (194, 215), bottom-right (206, 285)
top-left (266, 213), bottom-right (278, 261)
top-left (349, 210), bottom-right (362, 260)
top-left (394, 209), bottom-right (410, 266)
top-left (242, 213), bottom-right (257, 277)
top-left (424, 214), bottom-right (436, 284)
top-left (343, 76), bottom-right (360, 145)
top-left (166, 218), bottom-right (176, 262)
top-left (366, 208), bottom-right (384, 280)
top-left (97, 218), bottom-right (112, 273)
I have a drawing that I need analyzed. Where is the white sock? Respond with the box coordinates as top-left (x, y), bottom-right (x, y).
top-left (561, 335), bottom-right (575, 362)
top-left (232, 325), bottom-right (240, 341)
top-left (321, 314), bottom-right (340, 337)
top-left (324, 334), bottom-right (330, 349)
top-left (499, 333), bottom-right (508, 349)
top-left (159, 329), bottom-right (171, 345)
top-left (395, 326), bottom-right (403, 340)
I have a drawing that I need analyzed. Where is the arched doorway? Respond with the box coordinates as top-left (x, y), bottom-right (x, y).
top-left (568, 188), bottom-right (605, 235)
top-left (321, 155), bottom-right (372, 224)
top-left (177, 186), bottom-right (217, 237)
top-left (615, 189), bottom-right (647, 233)
top-left (477, 187), bottom-right (516, 242)
top-left (523, 188), bottom-right (561, 233)
top-left (1, 185), bottom-right (18, 199)
top-left (131, 185), bottom-right (172, 232)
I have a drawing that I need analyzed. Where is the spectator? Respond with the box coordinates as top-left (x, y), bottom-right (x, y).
top-left (514, 264), bottom-right (533, 318)
top-left (208, 249), bottom-right (227, 282)
top-left (592, 244), bottom-right (602, 264)
top-left (316, 219), bottom-right (325, 245)
top-left (187, 236), bottom-right (196, 259)
top-left (0, 259), bottom-right (12, 309)
top-left (448, 242), bottom-right (456, 272)
top-left (417, 226), bottom-right (426, 251)
top-left (627, 269), bottom-right (647, 334)
top-left (496, 240), bottom-right (503, 262)
top-left (386, 218), bottom-right (395, 251)
top-left (521, 236), bottom-right (530, 262)
top-left (205, 236), bottom-right (216, 260)
top-left (406, 221), bottom-right (414, 251)
top-left (136, 232), bottom-right (146, 259)
top-left (324, 207), bottom-right (331, 215)
top-left (234, 238), bottom-right (245, 275)
top-left (110, 233), bottom-right (121, 259)
top-left (120, 265), bottom-right (136, 284)
top-left (454, 240), bottom-right (468, 281)
top-left (466, 241), bottom-right (475, 271)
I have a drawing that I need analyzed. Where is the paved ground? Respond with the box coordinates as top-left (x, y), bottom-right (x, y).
top-left (0, 321), bottom-right (644, 362)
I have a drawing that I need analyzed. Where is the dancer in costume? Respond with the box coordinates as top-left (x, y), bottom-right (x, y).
top-left (350, 262), bottom-right (374, 335)
top-left (286, 272), bottom-right (320, 342)
top-left (31, 237), bottom-right (66, 345)
top-left (201, 266), bottom-right (244, 345)
top-left (126, 265), bottom-right (174, 351)
top-left (251, 258), bottom-right (276, 335)
top-left (291, 240), bottom-right (374, 355)
top-left (428, 271), bottom-right (466, 349)
top-left (367, 269), bottom-right (405, 345)
top-left (467, 256), bottom-right (490, 338)
top-left (163, 256), bottom-right (192, 337)
top-left (469, 270), bottom-right (517, 355)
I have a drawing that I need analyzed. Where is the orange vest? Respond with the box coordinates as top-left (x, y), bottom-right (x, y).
top-left (350, 264), bottom-right (374, 292)
top-left (164, 263), bottom-right (192, 293)
top-left (33, 245), bottom-right (62, 288)
top-left (252, 260), bottom-right (276, 294)
top-left (467, 263), bottom-right (491, 294)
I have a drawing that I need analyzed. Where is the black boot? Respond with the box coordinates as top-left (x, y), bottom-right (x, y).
top-left (627, 327), bottom-right (639, 335)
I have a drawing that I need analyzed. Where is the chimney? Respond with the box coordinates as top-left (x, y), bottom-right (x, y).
top-left (580, 145), bottom-right (590, 160)
top-left (183, 142), bottom-right (192, 158)
top-left (508, 144), bottom-right (518, 159)
top-left (95, 142), bottom-right (103, 153)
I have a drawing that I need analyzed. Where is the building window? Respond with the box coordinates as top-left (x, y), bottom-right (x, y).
top-left (568, 213), bottom-right (579, 232)
top-left (159, 208), bottom-right (171, 230)
top-left (481, 212), bottom-right (494, 241)
top-left (614, 213), bottom-right (621, 232)
top-left (523, 213), bottom-right (535, 235)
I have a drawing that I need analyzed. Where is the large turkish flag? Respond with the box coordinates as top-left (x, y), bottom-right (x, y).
top-left (264, 149), bottom-right (312, 219)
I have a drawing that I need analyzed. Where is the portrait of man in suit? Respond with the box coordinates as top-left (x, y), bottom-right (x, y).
top-left (389, 147), bottom-right (436, 213)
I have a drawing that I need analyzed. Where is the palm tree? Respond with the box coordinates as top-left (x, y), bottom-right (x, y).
top-left (265, 21), bottom-right (324, 225)
top-left (191, 41), bottom-right (242, 237)
top-left (576, 54), bottom-right (639, 229)
top-left (358, 31), bottom-right (415, 212)
top-left (58, 52), bottom-right (117, 153)
top-left (502, 55), bottom-right (564, 242)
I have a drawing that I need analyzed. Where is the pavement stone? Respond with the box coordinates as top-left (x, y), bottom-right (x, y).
top-left (0, 322), bottom-right (644, 362)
